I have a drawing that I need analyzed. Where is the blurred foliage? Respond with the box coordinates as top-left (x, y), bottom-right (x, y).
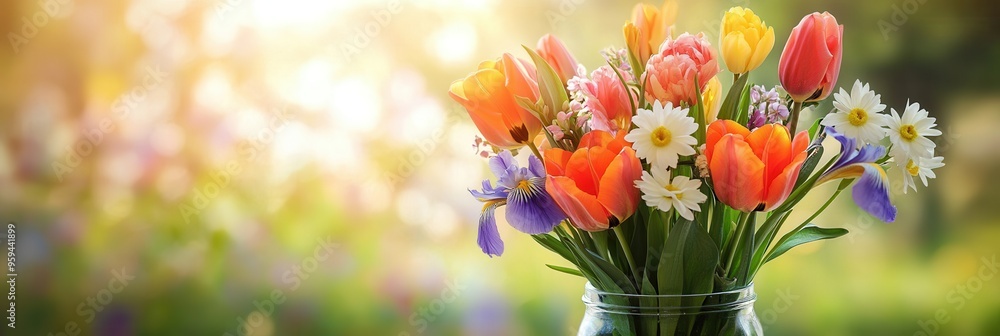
top-left (1, 0), bottom-right (999, 335)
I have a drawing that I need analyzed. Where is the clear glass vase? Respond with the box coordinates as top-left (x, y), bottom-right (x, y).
top-left (577, 282), bottom-right (762, 336)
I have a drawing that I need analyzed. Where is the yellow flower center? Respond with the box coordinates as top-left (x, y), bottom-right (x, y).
top-left (899, 124), bottom-right (918, 141)
top-left (516, 179), bottom-right (533, 192)
top-left (848, 108), bottom-right (868, 126)
top-left (664, 184), bottom-right (682, 200)
top-left (906, 159), bottom-right (920, 176)
top-left (650, 126), bottom-right (672, 147)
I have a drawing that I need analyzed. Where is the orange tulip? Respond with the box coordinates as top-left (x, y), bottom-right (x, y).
top-left (536, 34), bottom-right (580, 85)
top-left (449, 54), bottom-right (542, 149)
top-left (624, 0), bottom-right (678, 66)
top-left (544, 131), bottom-right (642, 231)
top-left (778, 12), bottom-right (843, 103)
top-left (705, 120), bottom-right (809, 212)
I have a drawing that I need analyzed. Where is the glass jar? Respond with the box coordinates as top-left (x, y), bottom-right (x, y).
top-left (577, 282), bottom-right (762, 336)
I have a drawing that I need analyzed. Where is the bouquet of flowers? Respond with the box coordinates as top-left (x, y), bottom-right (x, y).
top-left (449, 3), bottom-right (944, 335)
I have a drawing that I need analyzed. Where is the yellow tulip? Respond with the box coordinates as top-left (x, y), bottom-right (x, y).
top-left (702, 76), bottom-right (722, 123)
top-left (719, 7), bottom-right (775, 74)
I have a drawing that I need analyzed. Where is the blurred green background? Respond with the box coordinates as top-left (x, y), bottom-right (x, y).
top-left (2, 0), bottom-right (1000, 335)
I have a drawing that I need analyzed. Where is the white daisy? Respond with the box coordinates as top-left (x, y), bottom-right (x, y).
top-left (895, 153), bottom-right (945, 194)
top-left (885, 101), bottom-right (941, 159)
top-left (821, 80), bottom-right (888, 147)
top-left (624, 101), bottom-right (698, 170)
top-left (635, 168), bottom-right (707, 220)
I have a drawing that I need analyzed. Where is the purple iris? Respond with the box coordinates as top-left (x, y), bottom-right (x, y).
top-left (470, 151), bottom-right (566, 257)
top-left (819, 127), bottom-right (897, 222)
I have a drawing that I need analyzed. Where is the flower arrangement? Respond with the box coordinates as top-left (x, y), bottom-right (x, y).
top-left (450, 2), bottom-right (944, 335)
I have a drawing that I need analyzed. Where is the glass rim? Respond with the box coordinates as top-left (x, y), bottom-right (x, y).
top-left (583, 281), bottom-right (755, 298)
top-left (581, 282), bottom-right (757, 314)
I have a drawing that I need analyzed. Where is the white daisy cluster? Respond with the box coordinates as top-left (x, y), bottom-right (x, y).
top-left (821, 80), bottom-right (944, 193)
top-left (625, 101), bottom-right (707, 219)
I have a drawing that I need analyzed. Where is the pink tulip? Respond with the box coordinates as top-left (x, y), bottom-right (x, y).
top-left (643, 33), bottom-right (719, 107)
top-left (778, 12), bottom-right (843, 103)
top-left (536, 34), bottom-right (580, 85)
top-left (578, 66), bottom-right (635, 134)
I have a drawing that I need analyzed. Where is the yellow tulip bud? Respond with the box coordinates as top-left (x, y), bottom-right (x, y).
top-left (702, 76), bottom-right (722, 123)
top-left (719, 7), bottom-right (775, 74)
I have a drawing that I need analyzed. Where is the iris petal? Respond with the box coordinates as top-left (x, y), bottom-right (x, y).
top-left (851, 163), bottom-right (897, 222)
top-left (527, 154), bottom-right (546, 178)
top-left (505, 177), bottom-right (566, 234)
top-left (477, 203), bottom-right (505, 257)
top-left (469, 180), bottom-right (508, 201)
top-left (490, 151), bottom-right (519, 189)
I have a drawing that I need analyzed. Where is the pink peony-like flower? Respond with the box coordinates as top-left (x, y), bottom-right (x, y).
top-left (642, 33), bottom-right (719, 107)
top-left (578, 65), bottom-right (635, 134)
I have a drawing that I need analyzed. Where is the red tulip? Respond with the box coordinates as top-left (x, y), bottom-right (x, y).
top-left (544, 131), bottom-right (642, 231)
top-left (449, 54), bottom-right (541, 149)
top-left (705, 120), bottom-right (809, 212)
top-left (778, 12), bottom-right (843, 103)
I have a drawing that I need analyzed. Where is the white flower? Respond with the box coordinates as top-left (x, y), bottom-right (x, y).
top-left (886, 101), bottom-right (941, 159)
top-left (635, 168), bottom-right (707, 220)
top-left (624, 101), bottom-right (698, 170)
top-left (821, 80), bottom-right (888, 147)
top-left (895, 152), bottom-right (945, 194)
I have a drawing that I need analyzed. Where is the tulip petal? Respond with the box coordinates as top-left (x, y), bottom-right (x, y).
top-left (597, 147), bottom-right (642, 222)
top-left (746, 124), bottom-right (792, 193)
top-left (546, 176), bottom-right (611, 231)
top-left (565, 147), bottom-right (616, 196)
top-left (710, 134), bottom-right (765, 212)
top-left (459, 69), bottom-right (524, 148)
top-left (762, 150), bottom-right (807, 211)
top-left (723, 32), bottom-right (752, 74)
top-left (477, 203), bottom-right (505, 257)
top-left (778, 13), bottom-right (834, 101)
top-left (706, 119), bottom-right (751, 164)
top-left (506, 177), bottom-right (566, 234)
top-left (749, 27), bottom-right (775, 72)
top-left (544, 148), bottom-right (573, 176)
top-left (816, 22), bottom-right (843, 101)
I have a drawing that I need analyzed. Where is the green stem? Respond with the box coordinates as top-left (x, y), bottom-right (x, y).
top-left (769, 181), bottom-right (849, 258)
top-left (724, 212), bottom-right (752, 273)
top-left (788, 101), bottom-right (803, 134)
top-left (526, 141), bottom-right (544, 161)
top-left (612, 226), bottom-right (640, 283)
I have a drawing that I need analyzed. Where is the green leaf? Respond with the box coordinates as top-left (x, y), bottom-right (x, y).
top-left (793, 145), bottom-right (825, 192)
top-left (545, 264), bottom-right (584, 277)
top-left (644, 206), bottom-right (665, 288)
top-left (657, 219), bottom-right (720, 296)
top-left (726, 213), bottom-right (756, 287)
top-left (717, 73), bottom-right (749, 121)
top-left (531, 233), bottom-right (575, 264)
top-left (734, 82), bottom-right (753, 126)
top-left (522, 46), bottom-right (568, 123)
top-left (808, 117), bottom-right (823, 139)
top-left (691, 75), bottom-right (707, 143)
top-left (765, 225), bottom-right (849, 263)
top-left (748, 211), bottom-right (790, 279)
top-left (562, 237), bottom-right (636, 335)
top-left (657, 219), bottom-right (720, 335)
top-left (639, 277), bottom-right (659, 336)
